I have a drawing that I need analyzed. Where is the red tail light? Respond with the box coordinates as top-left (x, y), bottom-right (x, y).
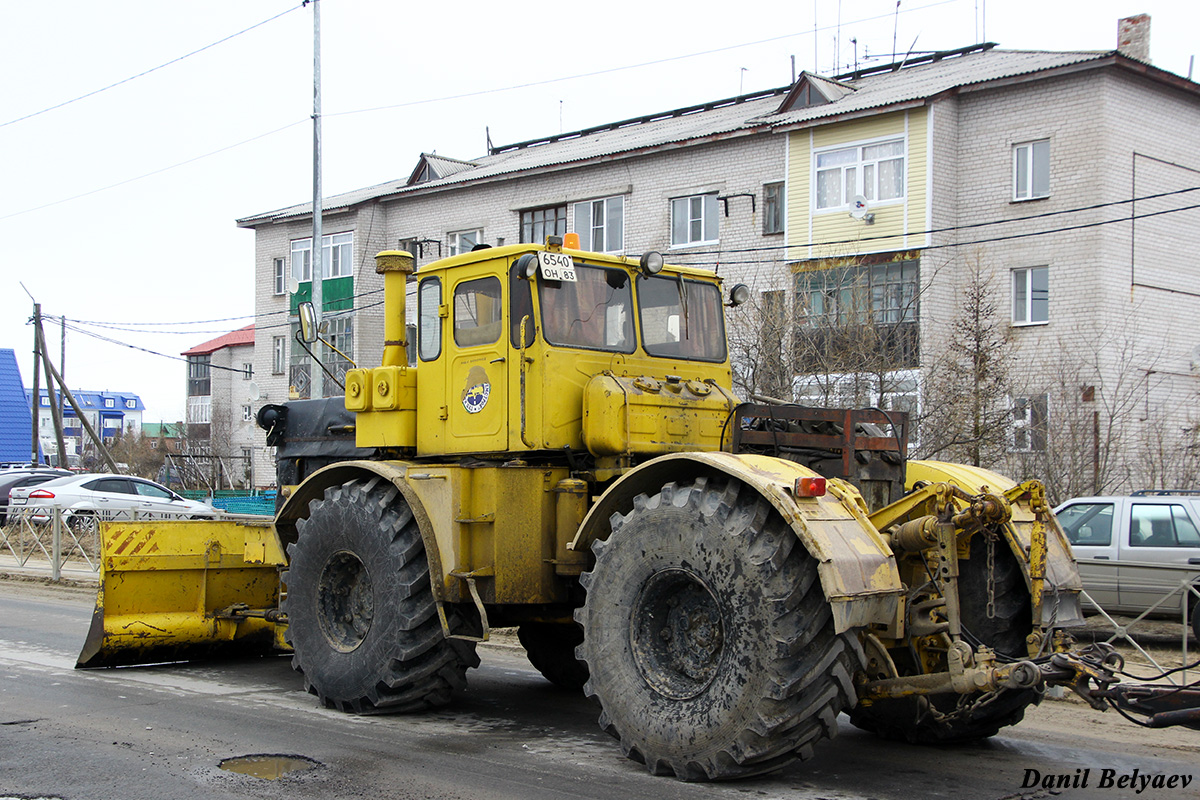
top-left (28, 489), bottom-right (56, 499)
top-left (794, 477), bottom-right (827, 498)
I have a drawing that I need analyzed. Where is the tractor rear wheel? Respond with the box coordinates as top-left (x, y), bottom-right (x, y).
top-left (283, 477), bottom-right (479, 713)
top-left (577, 476), bottom-right (864, 781)
top-left (517, 622), bottom-right (589, 691)
top-left (849, 528), bottom-right (1038, 743)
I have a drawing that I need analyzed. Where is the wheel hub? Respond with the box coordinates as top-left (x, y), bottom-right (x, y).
top-left (630, 568), bottom-right (724, 699)
top-left (316, 550), bottom-right (373, 652)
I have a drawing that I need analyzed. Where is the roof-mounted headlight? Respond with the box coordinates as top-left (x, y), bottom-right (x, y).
top-left (728, 283), bottom-right (751, 307)
top-left (515, 253), bottom-right (539, 279)
top-left (639, 251), bottom-right (664, 277)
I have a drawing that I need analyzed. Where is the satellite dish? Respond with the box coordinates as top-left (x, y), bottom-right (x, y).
top-left (849, 195), bottom-right (870, 220)
top-left (289, 276), bottom-right (301, 294)
top-left (248, 381), bottom-right (261, 402)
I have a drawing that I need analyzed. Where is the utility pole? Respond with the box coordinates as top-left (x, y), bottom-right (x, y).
top-left (35, 311), bottom-right (119, 473)
top-left (30, 306), bottom-right (42, 464)
top-left (310, 0), bottom-right (324, 397)
top-left (34, 304), bottom-right (67, 468)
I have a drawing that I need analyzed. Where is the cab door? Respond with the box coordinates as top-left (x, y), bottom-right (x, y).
top-left (446, 275), bottom-right (508, 453)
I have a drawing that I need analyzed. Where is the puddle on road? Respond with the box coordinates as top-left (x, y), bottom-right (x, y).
top-left (219, 754), bottom-right (317, 780)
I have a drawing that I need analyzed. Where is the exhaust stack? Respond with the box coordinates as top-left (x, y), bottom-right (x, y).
top-left (375, 250), bottom-right (415, 367)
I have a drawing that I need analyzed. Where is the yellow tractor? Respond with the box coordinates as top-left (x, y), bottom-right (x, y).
top-left (76, 239), bottom-right (1192, 780)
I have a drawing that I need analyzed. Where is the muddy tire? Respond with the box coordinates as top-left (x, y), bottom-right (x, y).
top-left (518, 622), bottom-right (589, 691)
top-left (283, 477), bottom-right (479, 713)
top-left (577, 476), bottom-right (864, 781)
top-left (849, 529), bottom-right (1038, 743)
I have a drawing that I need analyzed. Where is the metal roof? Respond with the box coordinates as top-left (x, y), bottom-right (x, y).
top-left (237, 45), bottom-right (1185, 227)
top-left (0, 348), bottom-right (33, 463)
top-left (181, 324), bottom-right (255, 356)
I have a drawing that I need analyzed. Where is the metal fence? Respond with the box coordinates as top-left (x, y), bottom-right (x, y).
top-left (0, 507), bottom-right (102, 579)
top-left (1076, 560), bottom-right (1199, 686)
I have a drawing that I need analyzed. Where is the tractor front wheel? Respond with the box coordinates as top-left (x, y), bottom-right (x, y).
top-left (283, 477), bottom-right (479, 713)
top-left (577, 476), bottom-right (864, 780)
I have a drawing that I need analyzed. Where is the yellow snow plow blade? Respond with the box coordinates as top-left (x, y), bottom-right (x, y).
top-left (76, 518), bottom-right (290, 668)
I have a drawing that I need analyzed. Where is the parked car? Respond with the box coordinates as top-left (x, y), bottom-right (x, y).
top-left (1055, 492), bottom-right (1200, 639)
top-left (0, 468), bottom-right (72, 524)
top-left (7, 473), bottom-right (217, 532)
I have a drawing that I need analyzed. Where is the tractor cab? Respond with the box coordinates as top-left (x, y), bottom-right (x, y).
top-left (347, 239), bottom-right (744, 467)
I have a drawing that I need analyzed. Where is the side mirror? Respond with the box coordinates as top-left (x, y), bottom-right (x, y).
top-left (297, 301), bottom-right (319, 344)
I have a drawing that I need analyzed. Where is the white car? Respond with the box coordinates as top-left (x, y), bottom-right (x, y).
top-left (8, 473), bottom-right (216, 530)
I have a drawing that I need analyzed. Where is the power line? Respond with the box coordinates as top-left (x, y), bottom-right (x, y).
top-left (326, 0), bottom-right (961, 121)
top-left (0, 119), bottom-right (307, 222)
top-left (0, 3), bottom-right (304, 129)
top-left (0, 0), bottom-right (961, 221)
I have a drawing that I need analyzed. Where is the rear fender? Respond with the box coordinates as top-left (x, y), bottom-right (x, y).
top-left (571, 452), bottom-right (904, 634)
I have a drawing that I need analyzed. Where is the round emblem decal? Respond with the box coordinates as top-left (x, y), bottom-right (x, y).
top-left (462, 382), bottom-right (490, 414)
top-left (461, 366), bottom-right (491, 414)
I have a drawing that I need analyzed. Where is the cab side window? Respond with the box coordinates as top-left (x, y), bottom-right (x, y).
top-left (1057, 502), bottom-right (1113, 546)
top-left (509, 265), bottom-right (535, 348)
top-left (453, 277), bottom-right (503, 347)
top-left (418, 278), bottom-right (442, 361)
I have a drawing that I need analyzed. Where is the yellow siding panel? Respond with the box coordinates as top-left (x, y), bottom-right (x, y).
top-left (788, 108), bottom-right (930, 259)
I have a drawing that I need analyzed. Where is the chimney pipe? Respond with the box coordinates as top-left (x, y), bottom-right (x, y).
top-left (1117, 14), bottom-right (1151, 64)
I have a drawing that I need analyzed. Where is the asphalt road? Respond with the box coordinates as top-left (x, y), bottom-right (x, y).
top-left (1, 579), bottom-right (1198, 800)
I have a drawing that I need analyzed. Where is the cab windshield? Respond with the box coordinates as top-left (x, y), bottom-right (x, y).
top-left (538, 265), bottom-right (635, 353)
top-left (638, 276), bottom-right (727, 362)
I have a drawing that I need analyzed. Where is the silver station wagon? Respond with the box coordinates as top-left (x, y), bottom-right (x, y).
top-left (1055, 492), bottom-right (1200, 640)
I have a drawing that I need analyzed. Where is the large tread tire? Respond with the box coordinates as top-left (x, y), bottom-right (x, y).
top-left (577, 476), bottom-right (864, 781)
top-left (517, 622), bottom-right (589, 691)
top-left (283, 476), bottom-right (479, 713)
top-left (849, 528), bottom-right (1038, 743)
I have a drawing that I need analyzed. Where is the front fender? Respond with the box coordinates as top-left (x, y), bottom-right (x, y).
top-left (276, 460), bottom-right (448, 603)
top-left (572, 452), bottom-right (903, 634)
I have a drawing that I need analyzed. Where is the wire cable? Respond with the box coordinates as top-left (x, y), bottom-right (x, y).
top-left (0, 3), bottom-right (304, 129)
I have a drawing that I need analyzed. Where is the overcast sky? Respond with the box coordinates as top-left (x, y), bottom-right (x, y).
top-left (2, 0), bottom-right (1196, 424)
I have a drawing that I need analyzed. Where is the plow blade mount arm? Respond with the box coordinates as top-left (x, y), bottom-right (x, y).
top-left (76, 519), bottom-right (289, 669)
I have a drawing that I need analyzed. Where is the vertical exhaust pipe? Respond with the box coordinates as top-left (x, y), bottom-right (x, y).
top-left (375, 250), bottom-right (415, 367)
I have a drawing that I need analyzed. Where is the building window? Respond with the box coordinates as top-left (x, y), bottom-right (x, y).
top-left (1010, 394), bottom-right (1048, 452)
top-left (187, 355), bottom-right (211, 396)
top-left (40, 396), bottom-right (49, 407)
top-left (242, 405), bottom-right (253, 422)
top-left (272, 336), bottom-right (286, 375)
top-left (573, 196), bottom-right (624, 252)
top-left (273, 258), bottom-right (286, 295)
top-left (242, 362), bottom-right (254, 380)
top-left (815, 138), bottom-right (905, 210)
top-left (125, 399), bottom-right (136, 409)
top-left (521, 205), bottom-right (567, 244)
top-left (448, 229), bottom-right (483, 256)
top-left (794, 259), bottom-right (920, 369)
top-left (291, 232), bottom-right (354, 282)
top-left (1012, 266), bottom-right (1048, 325)
top-left (670, 194), bottom-right (719, 247)
top-left (323, 316), bottom-right (354, 388)
top-left (104, 398), bottom-right (114, 408)
top-left (1013, 139), bottom-right (1050, 201)
top-left (763, 182), bottom-right (785, 235)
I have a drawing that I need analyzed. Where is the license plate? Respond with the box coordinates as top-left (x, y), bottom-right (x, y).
top-left (537, 251), bottom-right (576, 282)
